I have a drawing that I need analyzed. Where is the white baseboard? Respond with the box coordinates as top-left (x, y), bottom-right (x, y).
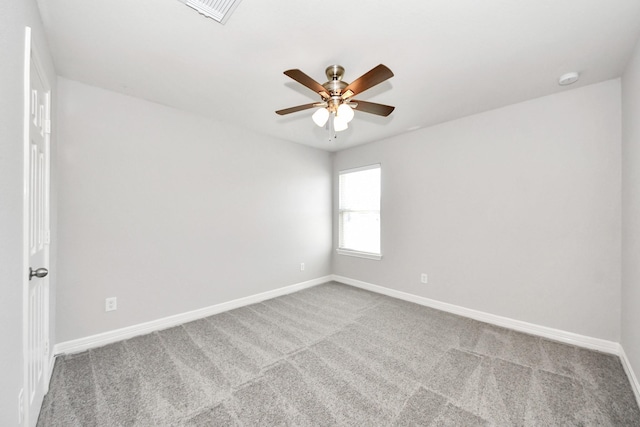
top-left (51, 273), bottom-right (640, 407)
top-left (619, 346), bottom-right (640, 407)
top-left (53, 276), bottom-right (332, 356)
top-left (339, 273), bottom-right (640, 407)
top-left (331, 275), bottom-right (620, 355)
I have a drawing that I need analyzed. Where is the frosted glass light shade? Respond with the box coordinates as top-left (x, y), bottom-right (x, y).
top-left (334, 115), bottom-right (349, 132)
top-left (312, 108), bottom-right (329, 127)
top-left (337, 103), bottom-right (355, 123)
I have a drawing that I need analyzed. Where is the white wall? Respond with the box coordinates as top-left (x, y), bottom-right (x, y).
top-left (56, 78), bottom-right (332, 343)
top-left (0, 1), bottom-right (56, 425)
top-left (622, 38), bottom-right (640, 386)
top-left (334, 80), bottom-right (622, 341)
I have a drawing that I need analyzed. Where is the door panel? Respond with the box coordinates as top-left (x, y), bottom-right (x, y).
top-left (24, 29), bottom-right (51, 427)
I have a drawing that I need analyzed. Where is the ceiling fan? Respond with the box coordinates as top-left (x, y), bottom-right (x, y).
top-left (276, 64), bottom-right (395, 133)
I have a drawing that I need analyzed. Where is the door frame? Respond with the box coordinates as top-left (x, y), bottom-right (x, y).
top-left (22, 26), bottom-right (52, 427)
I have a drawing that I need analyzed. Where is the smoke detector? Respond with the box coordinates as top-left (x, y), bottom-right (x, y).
top-left (178, 0), bottom-right (242, 24)
top-left (558, 72), bottom-right (580, 86)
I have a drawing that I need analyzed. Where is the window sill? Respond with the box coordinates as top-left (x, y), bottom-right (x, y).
top-left (336, 248), bottom-right (382, 260)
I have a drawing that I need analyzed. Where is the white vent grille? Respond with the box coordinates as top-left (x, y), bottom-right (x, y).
top-left (179, 0), bottom-right (242, 24)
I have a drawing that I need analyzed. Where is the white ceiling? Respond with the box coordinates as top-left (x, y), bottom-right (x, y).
top-left (37, 0), bottom-right (640, 151)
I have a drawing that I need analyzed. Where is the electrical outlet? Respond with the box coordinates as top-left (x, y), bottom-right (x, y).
top-left (300, 262), bottom-right (305, 271)
top-left (105, 297), bottom-right (117, 312)
top-left (421, 273), bottom-right (428, 284)
top-left (18, 388), bottom-right (24, 424)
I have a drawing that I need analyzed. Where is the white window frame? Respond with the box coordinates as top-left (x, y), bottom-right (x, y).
top-left (337, 163), bottom-right (382, 260)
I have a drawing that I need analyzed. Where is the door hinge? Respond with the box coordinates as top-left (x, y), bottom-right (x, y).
top-left (44, 341), bottom-right (49, 356)
top-left (45, 119), bottom-right (51, 134)
top-left (45, 230), bottom-right (51, 245)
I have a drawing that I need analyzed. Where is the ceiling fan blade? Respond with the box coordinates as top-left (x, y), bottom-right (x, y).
top-left (351, 100), bottom-right (395, 116)
top-left (342, 64), bottom-right (394, 99)
top-left (275, 103), bottom-right (319, 115)
top-left (283, 69), bottom-right (330, 99)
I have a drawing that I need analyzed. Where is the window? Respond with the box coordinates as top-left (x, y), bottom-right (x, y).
top-left (338, 164), bottom-right (381, 260)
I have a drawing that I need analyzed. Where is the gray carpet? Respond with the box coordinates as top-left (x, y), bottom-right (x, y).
top-left (38, 281), bottom-right (640, 426)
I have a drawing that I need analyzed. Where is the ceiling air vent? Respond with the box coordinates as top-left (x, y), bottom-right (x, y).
top-left (178, 0), bottom-right (242, 24)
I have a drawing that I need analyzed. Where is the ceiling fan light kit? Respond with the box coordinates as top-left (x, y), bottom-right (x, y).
top-left (333, 115), bottom-right (349, 132)
top-left (276, 64), bottom-right (395, 138)
top-left (312, 107), bottom-right (330, 127)
top-left (337, 103), bottom-right (355, 123)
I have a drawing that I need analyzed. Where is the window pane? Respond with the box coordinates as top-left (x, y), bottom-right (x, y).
top-left (339, 167), bottom-right (380, 211)
top-left (340, 211), bottom-right (380, 253)
top-left (338, 165), bottom-right (381, 255)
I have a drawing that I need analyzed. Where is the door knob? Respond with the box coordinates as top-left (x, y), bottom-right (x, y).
top-left (29, 267), bottom-right (48, 280)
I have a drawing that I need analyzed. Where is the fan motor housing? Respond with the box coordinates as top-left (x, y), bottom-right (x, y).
top-left (323, 80), bottom-right (348, 96)
top-left (322, 65), bottom-right (348, 96)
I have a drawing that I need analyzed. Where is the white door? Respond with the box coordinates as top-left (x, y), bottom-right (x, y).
top-left (23, 27), bottom-right (51, 427)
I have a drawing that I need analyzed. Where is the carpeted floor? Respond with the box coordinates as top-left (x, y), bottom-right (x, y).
top-left (38, 281), bottom-right (640, 426)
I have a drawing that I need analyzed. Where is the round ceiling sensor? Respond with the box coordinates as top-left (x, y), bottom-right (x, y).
top-left (559, 72), bottom-right (580, 86)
